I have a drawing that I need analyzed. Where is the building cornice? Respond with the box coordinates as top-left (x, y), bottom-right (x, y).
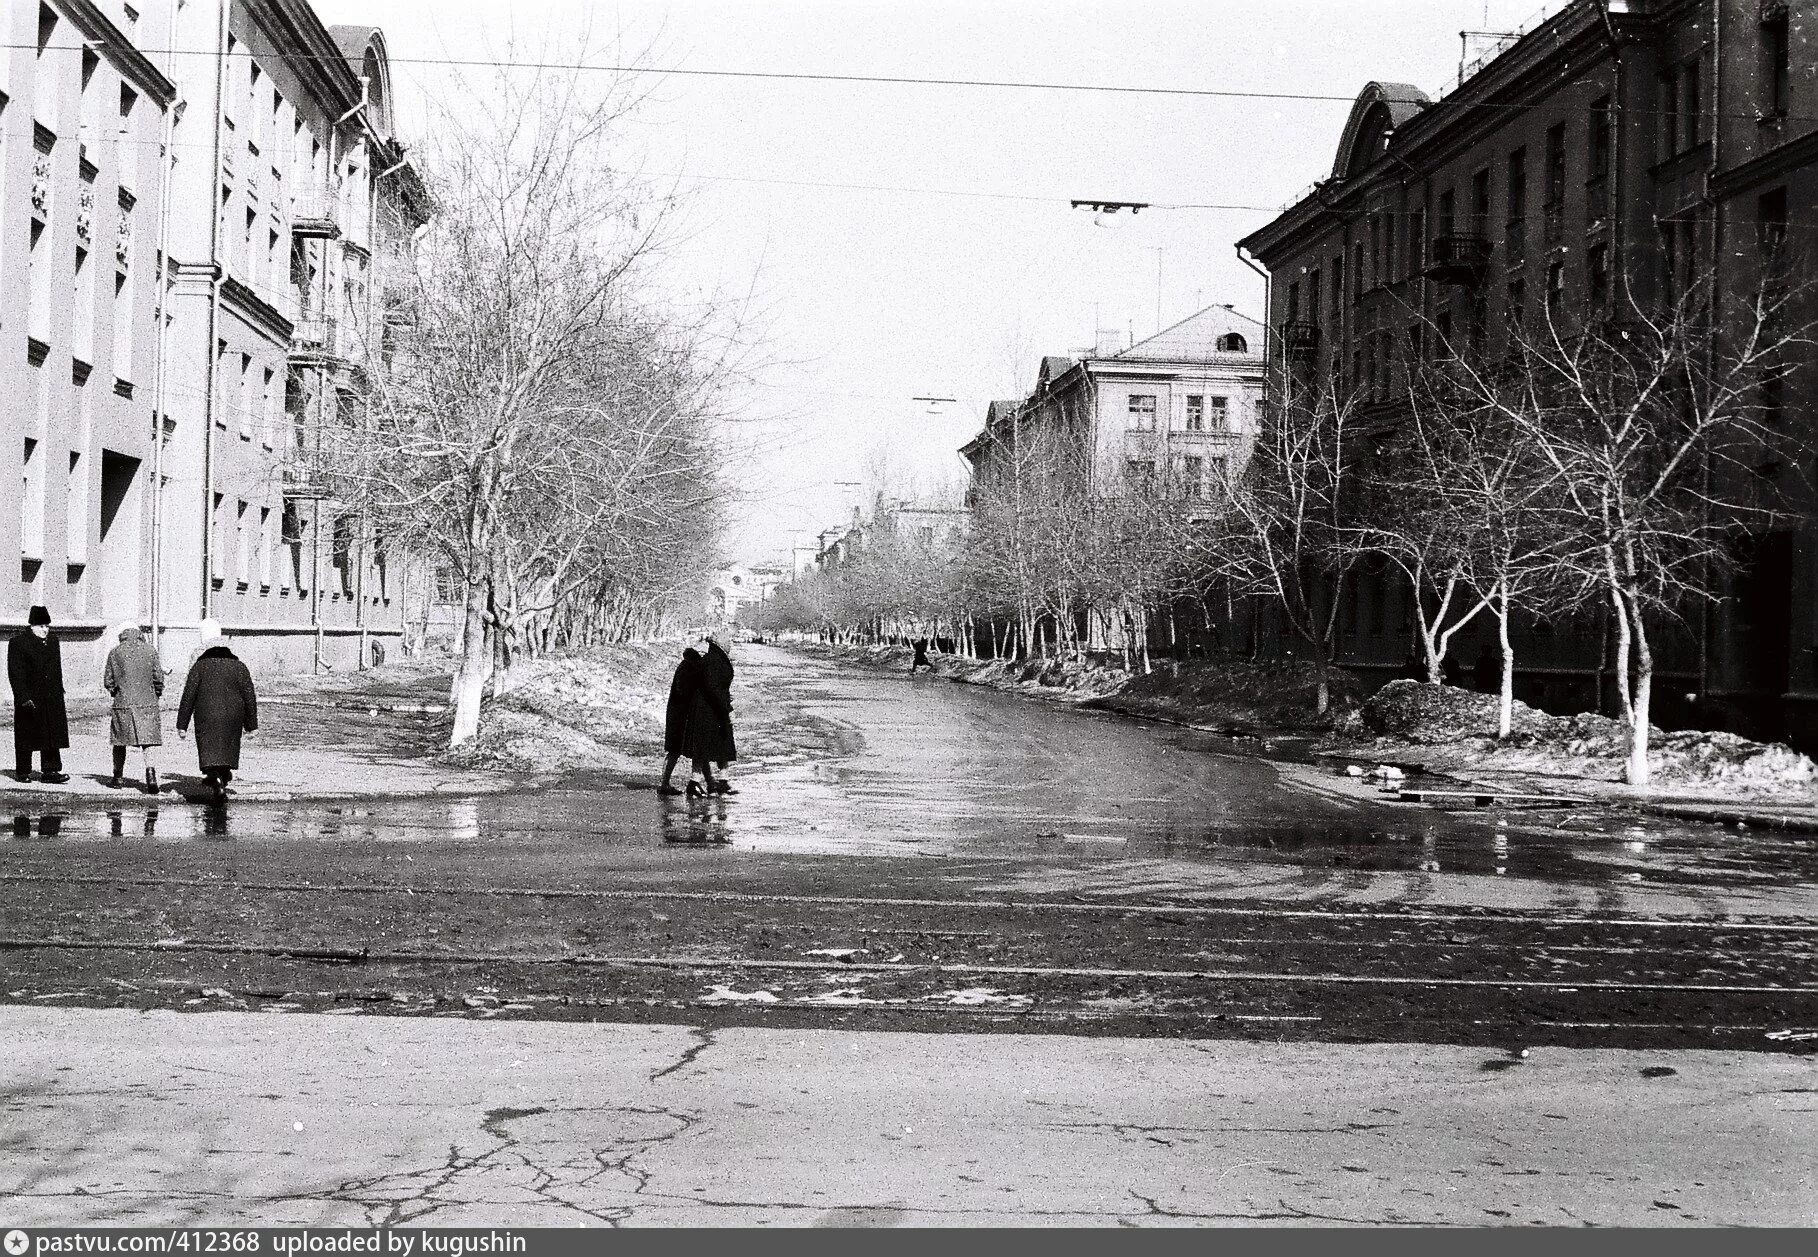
top-left (58, 0), bottom-right (177, 107)
top-left (220, 276), bottom-right (296, 342)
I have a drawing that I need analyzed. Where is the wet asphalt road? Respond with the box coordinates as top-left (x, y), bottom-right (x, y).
top-left (2, 644), bottom-right (1815, 1051)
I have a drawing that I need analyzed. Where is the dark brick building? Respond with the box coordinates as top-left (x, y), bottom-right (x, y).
top-left (1238, 0), bottom-right (1818, 747)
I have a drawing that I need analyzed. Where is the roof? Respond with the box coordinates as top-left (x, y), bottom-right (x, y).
top-left (1111, 304), bottom-right (1264, 362)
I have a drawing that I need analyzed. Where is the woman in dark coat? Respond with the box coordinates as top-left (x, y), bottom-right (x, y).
top-left (176, 620), bottom-right (258, 803)
top-left (8, 605), bottom-right (70, 783)
top-left (103, 624), bottom-right (165, 793)
top-left (685, 635), bottom-right (738, 795)
top-left (657, 647), bottom-right (703, 796)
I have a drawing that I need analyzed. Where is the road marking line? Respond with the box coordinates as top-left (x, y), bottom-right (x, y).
top-left (0, 873), bottom-right (1811, 933)
top-left (0, 937), bottom-right (1811, 995)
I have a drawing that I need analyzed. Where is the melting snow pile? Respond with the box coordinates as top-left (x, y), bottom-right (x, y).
top-left (1359, 680), bottom-right (1818, 792)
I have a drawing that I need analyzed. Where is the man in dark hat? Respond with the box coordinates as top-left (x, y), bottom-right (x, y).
top-left (8, 606), bottom-right (70, 783)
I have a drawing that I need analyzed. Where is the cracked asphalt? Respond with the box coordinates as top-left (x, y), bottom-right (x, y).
top-left (2, 645), bottom-right (1815, 1224)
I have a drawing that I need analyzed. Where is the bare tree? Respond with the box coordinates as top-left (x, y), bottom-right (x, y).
top-left (324, 52), bottom-right (739, 746)
top-left (1219, 368), bottom-right (1364, 714)
top-left (1448, 269), bottom-right (1814, 784)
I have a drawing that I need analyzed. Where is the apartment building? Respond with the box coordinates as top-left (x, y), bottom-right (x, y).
top-left (2, 0), bottom-right (176, 668)
top-left (1237, 0), bottom-right (1818, 746)
top-left (3, 0), bottom-right (428, 678)
top-left (960, 304), bottom-right (1265, 504)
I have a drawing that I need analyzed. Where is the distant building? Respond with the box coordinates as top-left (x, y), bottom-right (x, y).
top-left (960, 305), bottom-right (1265, 505)
top-left (710, 563), bottom-right (786, 622)
top-left (3, 1), bottom-right (428, 676)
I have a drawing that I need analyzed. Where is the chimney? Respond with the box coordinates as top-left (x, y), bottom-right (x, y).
top-left (1094, 328), bottom-right (1123, 357)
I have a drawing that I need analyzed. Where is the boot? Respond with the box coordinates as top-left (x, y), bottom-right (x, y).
top-left (144, 767), bottom-right (159, 795)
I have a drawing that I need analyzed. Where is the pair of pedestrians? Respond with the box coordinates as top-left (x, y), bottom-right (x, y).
top-left (8, 608), bottom-right (258, 802)
top-left (658, 633), bottom-right (738, 797)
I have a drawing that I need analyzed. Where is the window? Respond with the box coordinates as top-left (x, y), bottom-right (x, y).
top-left (1506, 148), bottom-right (1527, 226)
top-left (333, 514), bottom-right (354, 597)
top-left (1307, 270), bottom-right (1322, 327)
top-left (1185, 395), bottom-right (1204, 431)
top-left (1546, 261), bottom-right (1565, 321)
top-left (1285, 280), bottom-right (1300, 323)
top-left (235, 499), bottom-right (250, 587)
top-left (1407, 209), bottom-right (1425, 276)
top-left (1351, 242), bottom-right (1364, 303)
top-left (1588, 243), bottom-right (1610, 308)
top-left (1764, 7), bottom-right (1791, 117)
top-left (258, 506), bottom-right (272, 588)
top-left (210, 493), bottom-right (226, 583)
top-left (1331, 256), bottom-right (1344, 316)
top-left (1658, 70), bottom-right (1680, 157)
top-left (1506, 276), bottom-right (1526, 333)
top-left (1206, 456), bottom-right (1228, 490)
top-left (281, 500), bottom-right (306, 593)
top-left (238, 353), bottom-right (253, 439)
top-left (1436, 309), bottom-right (1454, 357)
top-left (1438, 188), bottom-right (1455, 239)
top-left (1471, 168), bottom-right (1490, 233)
top-left (1589, 96), bottom-right (1612, 180)
top-left (1126, 394), bottom-right (1157, 431)
top-left (1468, 292), bottom-right (1487, 358)
top-left (1208, 396), bottom-right (1229, 430)
top-left (1544, 123), bottom-right (1567, 209)
top-left (1123, 459), bottom-right (1156, 494)
top-left (21, 438), bottom-right (44, 563)
top-left (1759, 186), bottom-right (1789, 256)
top-left (261, 366), bottom-right (276, 448)
top-left (432, 565), bottom-right (460, 604)
top-left (1173, 454), bottom-right (1205, 500)
top-left (1682, 59), bottom-right (1701, 148)
top-left (1217, 332), bottom-right (1247, 353)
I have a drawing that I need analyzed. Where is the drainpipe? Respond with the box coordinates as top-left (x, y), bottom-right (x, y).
top-left (146, 0), bottom-right (182, 652)
top-left (199, 0), bottom-right (230, 622)
top-left (1235, 243), bottom-right (1271, 364)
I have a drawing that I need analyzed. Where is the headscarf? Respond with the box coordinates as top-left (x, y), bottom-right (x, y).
top-left (197, 618), bottom-right (224, 645)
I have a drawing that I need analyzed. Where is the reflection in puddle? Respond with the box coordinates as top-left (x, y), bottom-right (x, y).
top-left (661, 797), bottom-right (733, 845)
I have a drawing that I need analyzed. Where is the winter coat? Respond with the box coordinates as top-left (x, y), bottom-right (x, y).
top-left (104, 632), bottom-right (165, 747)
top-left (684, 642), bottom-right (737, 764)
top-left (663, 649), bottom-right (703, 755)
top-left (8, 631), bottom-right (69, 752)
top-left (176, 646), bottom-right (259, 770)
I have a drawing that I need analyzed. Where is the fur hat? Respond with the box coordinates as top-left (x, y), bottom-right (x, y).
top-left (27, 605), bottom-right (50, 627)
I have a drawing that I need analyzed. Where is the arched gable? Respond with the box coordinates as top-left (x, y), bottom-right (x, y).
top-left (329, 25), bottom-right (396, 136)
top-left (1331, 82), bottom-right (1431, 181)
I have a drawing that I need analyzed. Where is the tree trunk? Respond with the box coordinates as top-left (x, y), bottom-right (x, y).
top-left (1626, 596), bottom-right (1654, 788)
top-left (449, 585), bottom-right (491, 747)
top-left (1496, 583), bottom-right (1514, 740)
top-left (1609, 583), bottom-right (1634, 723)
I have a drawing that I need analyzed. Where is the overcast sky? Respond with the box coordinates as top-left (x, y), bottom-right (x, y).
top-left (312, 0), bottom-right (1565, 565)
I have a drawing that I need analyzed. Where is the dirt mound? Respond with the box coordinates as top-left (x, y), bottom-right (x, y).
top-left (1110, 656), bottom-right (1362, 731)
top-left (1363, 680), bottom-right (1554, 742)
top-left (437, 646), bottom-right (671, 773)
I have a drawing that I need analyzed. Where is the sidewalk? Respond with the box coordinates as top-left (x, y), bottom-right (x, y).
top-left (0, 659), bottom-right (519, 805)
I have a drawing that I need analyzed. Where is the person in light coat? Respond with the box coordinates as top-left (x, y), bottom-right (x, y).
top-left (103, 624), bottom-right (165, 793)
top-left (176, 620), bottom-right (258, 803)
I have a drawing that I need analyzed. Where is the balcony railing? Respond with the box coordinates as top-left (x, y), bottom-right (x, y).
top-left (1282, 321), bottom-right (1321, 359)
top-left (290, 184), bottom-right (341, 238)
top-left (1423, 234), bottom-right (1492, 284)
top-left (290, 312), bottom-right (343, 362)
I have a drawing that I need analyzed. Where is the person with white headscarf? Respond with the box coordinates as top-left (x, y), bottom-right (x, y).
top-left (102, 623), bottom-right (165, 792)
top-left (176, 619), bottom-right (259, 803)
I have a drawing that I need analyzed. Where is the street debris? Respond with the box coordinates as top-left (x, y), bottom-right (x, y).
top-left (1764, 1030), bottom-right (1818, 1042)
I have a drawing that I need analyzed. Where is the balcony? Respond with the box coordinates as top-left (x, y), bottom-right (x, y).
top-left (290, 185), bottom-right (341, 239)
top-left (1423, 234), bottom-right (1492, 284)
top-left (1282, 321), bottom-right (1321, 359)
top-left (290, 312), bottom-right (344, 363)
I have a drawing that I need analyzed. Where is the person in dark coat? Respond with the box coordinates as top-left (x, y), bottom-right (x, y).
top-left (176, 619), bottom-right (258, 803)
top-left (657, 646), bottom-right (704, 797)
top-left (684, 634), bottom-right (737, 796)
top-left (103, 624), bottom-right (165, 793)
top-left (911, 637), bottom-right (933, 672)
top-left (8, 605), bottom-right (70, 783)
